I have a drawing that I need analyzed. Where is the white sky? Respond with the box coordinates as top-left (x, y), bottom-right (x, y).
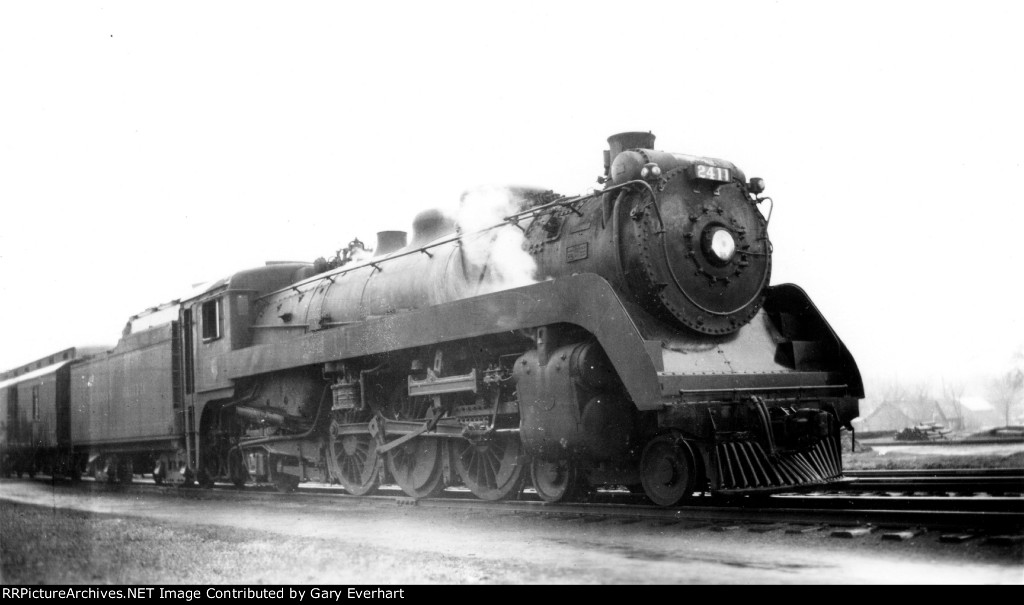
top-left (1, 1), bottom-right (1022, 398)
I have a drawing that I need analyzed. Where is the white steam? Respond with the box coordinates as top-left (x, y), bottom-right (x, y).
top-left (455, 186), bottom-right (538, 294)
top-left (346, 244), bottom-right (374, 265)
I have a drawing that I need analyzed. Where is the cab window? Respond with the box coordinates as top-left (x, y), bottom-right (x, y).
top-left (201, 299), bottom-right (223, 341)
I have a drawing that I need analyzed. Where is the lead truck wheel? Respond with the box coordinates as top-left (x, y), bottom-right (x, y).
top-left (640, 435), bottom-right (696, 506)
top-left (530, 458), bottom-right (584, 503)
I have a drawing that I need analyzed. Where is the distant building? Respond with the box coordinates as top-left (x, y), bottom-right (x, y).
top-left (853, 397), bottom-right (952, 435)
top-left (854, 392), bottom-right (1010, 435)
top-left (852, 402), bottom-right (916, 434)
top-left (956, 396), bottom-right (1002, 430)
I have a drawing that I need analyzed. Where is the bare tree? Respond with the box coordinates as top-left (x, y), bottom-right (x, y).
top-left (913, 383), bottom-right (932, 401)
top-left (901, 382), bottom-right (936, 424)
top-left (881, 380), bottom-right (907, 404)
top-left (942, 379), bottom-right (965, 431)
top-left (988, 369), bottom-right (1024, 427)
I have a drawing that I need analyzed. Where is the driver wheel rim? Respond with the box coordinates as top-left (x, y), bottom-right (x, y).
top-left (386, 437), bottom-right (444, 499)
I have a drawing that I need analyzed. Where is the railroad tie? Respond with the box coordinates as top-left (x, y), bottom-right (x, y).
top-left (881, 528), bottom-right (926, 541)
top-left (831, 526), bottom-right (873, 538)
top-left (785, 525), bottom-right (825, 534)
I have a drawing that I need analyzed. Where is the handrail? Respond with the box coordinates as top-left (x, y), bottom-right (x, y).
top-left (253, 181), bottom-right (652, 302)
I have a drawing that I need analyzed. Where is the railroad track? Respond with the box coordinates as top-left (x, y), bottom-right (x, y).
top-left (846, 468), bottom-right (1024, 477)
top-left (839, 468), bottom-right (1024, 495)
top-left (17, 470), bottom-right (1024, 539)
top-left (858, 438), bottom-right (1024, 447)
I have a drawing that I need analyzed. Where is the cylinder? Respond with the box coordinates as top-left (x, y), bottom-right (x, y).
top-left (570, 342), bottom-right (616, 391)
top-left (580, 395), bottom-right (635, 459)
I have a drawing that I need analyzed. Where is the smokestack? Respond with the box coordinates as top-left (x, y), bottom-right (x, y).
top-left (375, 231), bottom-right (407, 256)
top-left (607, 132), bottom-right (656, 162)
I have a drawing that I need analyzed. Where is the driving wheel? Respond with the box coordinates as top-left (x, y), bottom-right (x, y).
top-left (454, 433), bottom-right (524, 501)
top-left (328, 418), bottom-right (381, 496)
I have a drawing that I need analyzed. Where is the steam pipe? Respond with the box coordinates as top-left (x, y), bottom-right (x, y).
top-left (235, 406), bottom-right (304, 428)
top-left (221, 385), bottom-right (262, 409)
top-left (233, 386), bottom-right (331, 451)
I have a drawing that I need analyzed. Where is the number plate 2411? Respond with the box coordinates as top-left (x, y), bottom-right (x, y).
top-left (690, 164), bottom-right (731, 183)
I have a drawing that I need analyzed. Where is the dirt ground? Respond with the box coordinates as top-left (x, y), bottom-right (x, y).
top-left (1, 477), bottom-right (1021, 585)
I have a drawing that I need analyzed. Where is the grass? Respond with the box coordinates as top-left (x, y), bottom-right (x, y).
top-left (0, 502), bottom-right (287, 584)
top-left (843, 448), bottom-right (1024, 470)
top-left (0, 500), bottom-right (535, 585)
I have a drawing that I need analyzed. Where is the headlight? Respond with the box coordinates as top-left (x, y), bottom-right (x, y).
top-left (708, 228), bottom-right (736, 263)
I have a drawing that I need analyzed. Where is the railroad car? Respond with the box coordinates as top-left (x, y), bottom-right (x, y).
top-left (0, 132), bottom-right (862, 505)
top-left (0, 347), bottom-right (103, 478)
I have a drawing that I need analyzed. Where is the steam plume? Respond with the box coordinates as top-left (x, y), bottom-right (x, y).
top-left (455, 186), bottom-right (538, 294)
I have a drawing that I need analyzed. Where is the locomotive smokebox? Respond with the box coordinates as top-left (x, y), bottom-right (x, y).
top-left (607, 131), bottom-right (655, 161)
top-left (375, 231), bottom-right (407, 256)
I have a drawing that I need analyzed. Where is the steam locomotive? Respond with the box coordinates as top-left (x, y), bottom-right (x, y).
top-left (0, 132), bottom-right (862, 505)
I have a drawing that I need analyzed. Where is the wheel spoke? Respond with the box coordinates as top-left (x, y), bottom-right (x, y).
top-left (328, 419), bottom-right (380, 496)
top-left (454, 434), bottom-right (524, 501)
top-left (485, 452), bottom-right (500, 487)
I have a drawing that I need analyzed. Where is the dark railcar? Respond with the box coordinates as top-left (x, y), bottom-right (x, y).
top-left (0, 348), bottom-right (88, 477)
top-left (68, 323), bottom-right (182, 481)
